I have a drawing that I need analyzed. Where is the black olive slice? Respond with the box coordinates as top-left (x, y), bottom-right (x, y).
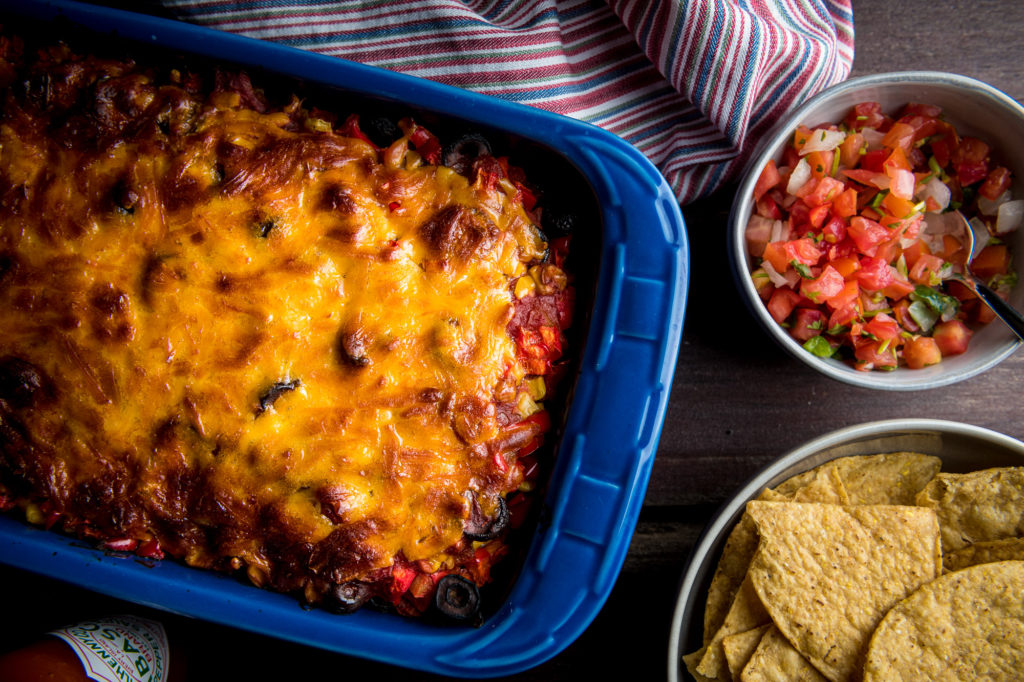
top-left (434, 574), bottom-right (480, 621)
top-left (541, 207), bottom-right (577, 237)
top-left (255, 218), bottom-right (276, 238)
top-left (0, 356), bottom-right (54, 409)
top-left (110, 178), bottom-right (138, 215)
top-left (255, 378), bottom-right (300, 415)
top-left (0, 252), bottom-right (15, 285)
top-left (324, 581), bottom-right (372, 615)
top-left (442, 132), bottom-right (492, 175)
top-left (362, 116), bottom-right (401, 148)
top-left (464, 495), bottom-right (509, 541)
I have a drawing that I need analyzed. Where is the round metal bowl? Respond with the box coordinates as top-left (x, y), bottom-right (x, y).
top-left (730, 72), bottom-right (1024, 390)
top-left (667, 418), bottom-right (1024, 682)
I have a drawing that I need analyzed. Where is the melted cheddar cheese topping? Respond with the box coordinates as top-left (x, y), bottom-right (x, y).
top-left (0, 40), bottom-right (569, 610)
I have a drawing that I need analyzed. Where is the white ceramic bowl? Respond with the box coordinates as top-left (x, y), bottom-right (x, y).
top-left (730, 72), bottom-right (1024, 390)
top-left (667, 418), bottom-right (1024, 682)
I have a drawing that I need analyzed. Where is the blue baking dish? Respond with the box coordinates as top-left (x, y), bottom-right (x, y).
top-left (0, 0), bottom-right (689, 676)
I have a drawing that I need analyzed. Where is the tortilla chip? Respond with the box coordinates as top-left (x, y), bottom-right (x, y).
top-left (775, 452), bottom-right (939, 505)
top-left (695, 574), bottom-right (771, 681)
top-left (703, 470), bottom-right (847, 643)
top-left (943, 536), bottom-right (1024, 572)
top-left (745, 501), bottom-right (941, 682)
top-left (682, 648), bottom-right (716, 682)
top-left (862, 561), bottom-right (1024, 681)
top-left (721, 625), bottom-right (771, 682)
top-left (740, 625), bottom-right (827, 682)
top-left (915, 467), bottom-right (1024, 552)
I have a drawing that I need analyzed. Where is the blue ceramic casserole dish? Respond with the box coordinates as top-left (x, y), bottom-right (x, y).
top-left (0, 0), bottom-right (689, 676)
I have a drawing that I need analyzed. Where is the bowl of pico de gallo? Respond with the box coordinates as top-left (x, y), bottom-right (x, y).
top-left (731, 71), bottom-right (1024, 390)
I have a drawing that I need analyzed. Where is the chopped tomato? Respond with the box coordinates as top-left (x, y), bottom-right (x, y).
top-left (881, 277), bottom-right (915, 301)
top-left (931, 133), bottom-right (954, 169)
top-left (881, 122), bottom-right (915, 152)
top-left (847, 216), bottom-right (891, 256)
top-left (841, 168), bottom-right (886, 187)
top-left (804, 176), bottom-right (845, 207)
top-left (883, 146), bottom-right (911, 174)
top-left (754, 159), bottom-right (782, 201)
top-left (933, 320), bottom-right (972, 356)
top-left (838, 132), bottom-right (864, 169)
top-left (790, 307), bottom-right (825, 342)
top-left (908, 254), bottom-right (945, 285)
top-left (821, 216), bottom-right (847, 244)
top-left (863, 312), bottom-right (900, 341)
top-left (881, 192), bottom-right (916, 219)
top-left (832, 188), bottom-right (858, 218)
top-left (953, 136), bottom-right (990, 186)
top-left (902, 239), bottom-right (931, 268)
top-left (829, 301), bottom-right (861, 329)
top-left (830, 255), bottom-right (860, 279)
top-left (792, 125), bottom-right (815, 153)
top-left (903, 336), bottom-right (942, 369)
top-left (800, 265), bottom-right (845, 304)
top-left (859, 149), bottom-right (889, 173)
top-left (827, 279), bottom-right (861, 312)
top-left (971, 244), bottom-right (1010, 280)
top-left (979, 166), bottom-right (1012, 201)
top-left (856, 257), bottom-right (894, 291)
top-left (843, 102), bottom-right (887, 131)
top-left (756, 194), bottom-right (783, 219)
top-left (763, 238), bottom-right (822, 273)
top-left (808, 204), bottom-right (830, 228)
top-left (853, 338), bottom-right (898, 371)
top-left (766, 288), bottom-right (801, 325)
top-left (896, 114), bottom-right (942, 143)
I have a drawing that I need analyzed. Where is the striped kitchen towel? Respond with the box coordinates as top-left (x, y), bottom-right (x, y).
top-left (160, 0), bottom-right (854, 204)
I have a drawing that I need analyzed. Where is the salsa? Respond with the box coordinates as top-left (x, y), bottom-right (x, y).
top-left (747, 101), bottom-right (1021, 371)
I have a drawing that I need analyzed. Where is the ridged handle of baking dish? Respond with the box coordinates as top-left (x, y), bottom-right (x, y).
top-left (436, 131), bottom-right (690, 674)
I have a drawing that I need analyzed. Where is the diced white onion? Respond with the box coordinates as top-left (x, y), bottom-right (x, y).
top-left (769, 219), bottom-right (785, 244)
top-left (996, 199), bottom-right (1024, 235)
top-left (861, 127), bottom-right (885, 150)
top-left (787, 158), bottom-right (811, 195)
top-left (978, 189), bottom-right (1011, 216)
top-left (800, 129), bottom-right (847, 154)
top-left (916, 176), bottom-right (951, 213)
top-left (920, 213), bottom-right (954, 254)
top-left (888, 168), bottom-right (916, 200)
top-left (762, 261), bottom-right (790, 287)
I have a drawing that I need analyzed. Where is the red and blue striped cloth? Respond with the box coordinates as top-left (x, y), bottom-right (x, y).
top-left (160, 0), bottom-right (854, 204)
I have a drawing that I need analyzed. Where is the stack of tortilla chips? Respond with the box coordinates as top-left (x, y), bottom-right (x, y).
top-left (683, 454), bottom-right (1024, 681)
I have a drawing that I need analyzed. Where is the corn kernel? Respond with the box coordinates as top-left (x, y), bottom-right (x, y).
top-left (24, 502), bottom-right (44, 526)
top-left (304, 117), bottom-right (333, 133)
top-left (526, 376), bottom-right (546, 401)
top-left (514, 276), bottom-right (536, 299)
top-left (517, 392), bottom-right (540, 417)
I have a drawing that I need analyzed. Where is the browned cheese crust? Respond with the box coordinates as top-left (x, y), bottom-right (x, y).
top-left (0, 34), bottom-right (572, 617)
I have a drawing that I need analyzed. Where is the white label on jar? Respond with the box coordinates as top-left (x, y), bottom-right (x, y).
top-left (50, 615), bottom-right (169, 682)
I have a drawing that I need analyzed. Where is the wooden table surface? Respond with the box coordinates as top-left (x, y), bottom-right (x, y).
top-left (3, 0), bottom-right (1023, 679)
